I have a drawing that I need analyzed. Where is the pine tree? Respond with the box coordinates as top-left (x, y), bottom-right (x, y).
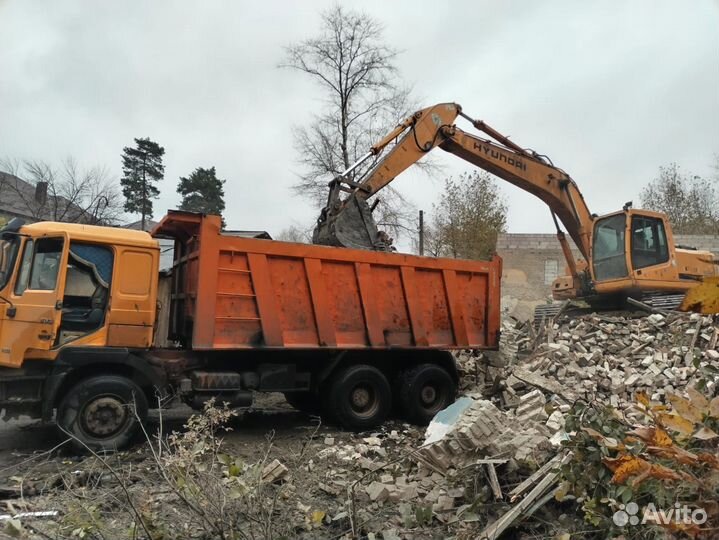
top-left (177, 167), bottom-right (226, 218)
top-left (121, 138), bottom-right (165, 230)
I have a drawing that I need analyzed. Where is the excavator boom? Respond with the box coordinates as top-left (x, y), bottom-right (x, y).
top-left (313, 101), bottom-right (719, 305)
top-left (314, 102), bottom-right (592, 261)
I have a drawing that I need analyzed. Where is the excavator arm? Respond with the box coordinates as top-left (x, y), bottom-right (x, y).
top-left (313, 103), bottom-right (593, 273)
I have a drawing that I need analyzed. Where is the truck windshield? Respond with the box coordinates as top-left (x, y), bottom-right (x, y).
top-left (592, 214), bottom-right (629, 281)
top-left (0, 235), bottom-right (20, 290)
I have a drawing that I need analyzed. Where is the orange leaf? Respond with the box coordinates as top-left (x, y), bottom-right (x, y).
top-left (668, 393), bottom-right (703, 424)
top-left (626, 426), bottom-right (673, 447)
top-left (603, 455), bottom-right (650, 484)
top-left (647, 463), bottom-right (685, 482)
top-left (646, 445), bottom-right (699, 466)
top-left (697, 452), bottom-right (719, 468)
top-left (655, 412), bottom-right (696, 437)
top-left (602, 454), bottom-right (634, 472)
top-left (636, 392), bottom-right (651, 408)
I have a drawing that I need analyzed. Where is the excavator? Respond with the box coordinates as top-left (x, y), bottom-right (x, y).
top-left (313, 102), bottom-right (718, 312)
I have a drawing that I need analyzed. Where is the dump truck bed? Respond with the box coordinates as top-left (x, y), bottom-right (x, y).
top-left (153, 211), bottom-right (501, 351)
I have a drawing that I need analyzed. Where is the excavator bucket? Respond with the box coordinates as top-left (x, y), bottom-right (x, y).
top-left (313, 197), bottom-right (380, 251)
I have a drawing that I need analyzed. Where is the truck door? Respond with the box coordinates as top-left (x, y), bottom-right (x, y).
top-left (0, 235), bottom-right (68, 367)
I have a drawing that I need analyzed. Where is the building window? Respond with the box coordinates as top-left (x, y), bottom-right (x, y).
top-left (544, 259), bottom-right (558, 285)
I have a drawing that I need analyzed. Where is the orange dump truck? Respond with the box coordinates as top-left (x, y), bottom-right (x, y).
top-left (0, 211), bottom-right (501, 449)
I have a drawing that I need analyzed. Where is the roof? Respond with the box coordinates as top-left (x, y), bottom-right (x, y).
top-left (223, 230), bottom-right (272, 240)
top-left (0, 171), bottom-right (86, 222)
top-left (21, 221), bottom-right (158, 249)
top-left (124, 218), bottom-right (159, 231)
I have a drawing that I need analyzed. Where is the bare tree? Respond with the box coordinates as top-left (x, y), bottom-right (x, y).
top-left (281, 5), bottom-right (426, 239)
top-left (0, 158), bottom-right (124, 225)
top-left (421, 171), bottom-right (507, 260)
top-left (640, 163), bottom-right (719, 235)
top-left (275, 223), bottom-right (311, 243)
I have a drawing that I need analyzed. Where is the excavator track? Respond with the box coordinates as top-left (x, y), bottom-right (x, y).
top-left (533, 293), bottom-right (686, 326)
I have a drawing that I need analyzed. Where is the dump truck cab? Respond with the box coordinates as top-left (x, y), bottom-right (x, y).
top-left (0, 218), bottom-right (160, 368)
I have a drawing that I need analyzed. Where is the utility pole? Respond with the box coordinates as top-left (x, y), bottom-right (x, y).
top-left (419, 210), bottom-right (424, 256)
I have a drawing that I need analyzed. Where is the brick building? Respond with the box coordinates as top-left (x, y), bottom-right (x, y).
top-left (496, 232), bottom-right (719, 319)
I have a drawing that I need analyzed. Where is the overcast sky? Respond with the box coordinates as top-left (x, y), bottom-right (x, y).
top-left (1, 1), bottom-right (717, 249)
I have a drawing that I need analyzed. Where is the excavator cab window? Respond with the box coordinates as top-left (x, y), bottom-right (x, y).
top-left (592, 214), bottom-right (629, 281)
top-left (631, 216), bottom-right (669, 269)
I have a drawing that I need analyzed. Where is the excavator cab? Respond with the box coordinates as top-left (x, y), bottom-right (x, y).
top-left (589, 209), bottom-right (714, 297)
top-left (592, 210), bottom-right (671, 282)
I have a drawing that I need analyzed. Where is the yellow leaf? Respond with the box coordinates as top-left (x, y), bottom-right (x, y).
top-left (667, 393), bottom-right (703, 424)
top-left (311, 510), bottom-right (326, 525)
top-left (655, 413), bottom-right (695, 437)
top-left (636, 392), bottom-right (650, 408)
top-left (687, 387), bottom-right (710, 414)
top-left (693, 426), bottom-right (719, 440)
top-left (680, 276), bottom-right (719, 314)
top-left (709, 396), bottom-right (719, 418)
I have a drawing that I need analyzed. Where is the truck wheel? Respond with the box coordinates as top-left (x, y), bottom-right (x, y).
top-left (326, 364), bottom-right (391, 431)
top-left (398, 364), bottom-right (456, 425)
top-left (57, 375), bottom-right (149, 452)
top-left (283, 391), bottom-right (320, 415)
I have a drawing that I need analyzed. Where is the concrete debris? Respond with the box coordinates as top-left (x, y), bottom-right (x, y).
top-left (414, 397), bottom-right (551, 473)
top-left (261, 459), bottom-right (289, 483)
top-left (0, 511), bottom-right (59, 521)
top-left (457, 312), bottom-right (719, 420)
top-left (478, 452), bottom-right (574, 540)
top-left (366, 481), bottom-right (389, 502)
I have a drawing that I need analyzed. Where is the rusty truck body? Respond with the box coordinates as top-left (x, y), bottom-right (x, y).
top-left (0, 211), bottom-right (501, 449)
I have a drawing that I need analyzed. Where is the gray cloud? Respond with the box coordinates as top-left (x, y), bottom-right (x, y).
top-left (1, 0), bottom-right (717, 245)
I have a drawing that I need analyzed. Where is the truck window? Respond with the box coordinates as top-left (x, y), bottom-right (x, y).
top-left (59, 243), bottom-right (114, 340)
top-left (14, 239), bottom-right (34, 295)
top-left (0, 235), bottom-right (20, 290)
top-left (592, 214), bottom-right (628, 281)
top-left (15, 238), bottom-right (63, 294)
top-left (631, 216), bottom-right (669, 269)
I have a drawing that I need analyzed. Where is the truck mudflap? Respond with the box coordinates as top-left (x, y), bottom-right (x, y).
top-left (41, 347), bottom-right (167, 421)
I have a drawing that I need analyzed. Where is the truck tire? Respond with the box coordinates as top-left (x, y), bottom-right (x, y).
top-left (283, 391), bottom-right (320, 415)
top-left (325, 364), bottom-right (391, 431)
top-left (398, 364), bottom-right (456, 425)
top-left (57, 375), bottom-right (149, 452)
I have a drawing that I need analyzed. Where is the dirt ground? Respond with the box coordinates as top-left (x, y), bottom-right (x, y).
top-left (0, 394), bottom-right (475, 540)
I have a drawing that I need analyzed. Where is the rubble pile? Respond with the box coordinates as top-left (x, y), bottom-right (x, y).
top-left (413, 397), bottom-right (551, 473)
top-left (458, 311), bottom-right (719, 434)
